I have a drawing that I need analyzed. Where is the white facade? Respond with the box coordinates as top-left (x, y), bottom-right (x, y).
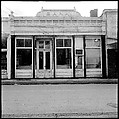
top-left (1, 9), bottom-right (118, 79)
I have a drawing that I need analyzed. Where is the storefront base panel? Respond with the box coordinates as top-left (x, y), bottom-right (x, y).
top-left (1, 70), bottom-right (8, 79)
top-left (56, 69), bottom-right (73, 77)
top-left (75, 69), bottom-right (84, 77)
top-left (86, 69), bottom-right (102, 77)
top-left (16, 70), bottom-right (32, 78)
top-left (35, 70), bottom-right (54, 78)
top-left (14, 69), bottom-right (102, 78)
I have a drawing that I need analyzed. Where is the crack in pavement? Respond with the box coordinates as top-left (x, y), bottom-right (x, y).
top-left (107, 103), bottom-right (118, 108)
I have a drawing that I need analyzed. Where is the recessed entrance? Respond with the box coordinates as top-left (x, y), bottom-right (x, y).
top-left (107, 49), bottom-right (118, 78)
top-left (36, 39), bottom-right (52, 78)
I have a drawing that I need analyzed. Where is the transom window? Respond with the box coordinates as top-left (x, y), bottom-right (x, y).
top-left (78, 20), bottom-right (83, 23)
top-left (27, 20), bottom-right (32, 23)
top-left (66, 20), bottom-right (71, 23)
top-left (53, 20), bottom-right (58, 23)
top-left (72, 20), bottom-right (77, 23)
top-left (56, 39), bottom-right (71, 47)
top-left (59, 20), bottom-right (64, 23)
top-left (45, 41), bottom-right (50, 49)
top-left (39, 41), bottom-right (44, 48)
top-left (38, 40), bottom-right (50, 49)
top-left (47, 20), bottom-right (52, 23)
top-left (40, 20), bottom-right (45, 23)
top-left (86, 39), bottom-right (100, 47)
top-left (91, 20), bottom-right (96, 23)
top-left (20, 20), bottom-right (26, 23)
top-left (16, 39), bottom-right (32, 47)
top-left (34, 20), bottom-right (39, 23)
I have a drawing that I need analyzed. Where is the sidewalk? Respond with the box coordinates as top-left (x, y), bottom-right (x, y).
top-left (2, 78), bottom-right (118, 85)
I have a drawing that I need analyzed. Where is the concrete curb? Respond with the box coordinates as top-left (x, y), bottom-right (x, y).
top-left (1, 78), bottom-right (118, 85)
top-left (2, 112), bottom-right (118, 118)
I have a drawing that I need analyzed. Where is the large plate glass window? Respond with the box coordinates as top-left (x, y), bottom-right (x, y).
top-left (86, 38), bottom-right (101, 77)
top-left (16, 49), bottom-right (32, 69)
top-left (56, 48), bottom-right (71, 69)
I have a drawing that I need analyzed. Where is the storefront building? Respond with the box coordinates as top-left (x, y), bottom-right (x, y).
top-left (1, 8), bottom-right (118, 79)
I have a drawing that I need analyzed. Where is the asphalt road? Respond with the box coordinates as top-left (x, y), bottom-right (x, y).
top-left (2, 84), bottom-right (118, 118)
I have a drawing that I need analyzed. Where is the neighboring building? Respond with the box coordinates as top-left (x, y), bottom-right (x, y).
top-left (1, 8), bottom-right (118, 79)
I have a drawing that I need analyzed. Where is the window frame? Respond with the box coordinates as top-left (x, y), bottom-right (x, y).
top-left (16, 38), bottom-right (32, 48)
top-left (56, 39), bottom-right (71, 48)
top-left (86, 38), bottom-right (101, 48)
top-left (85, 38), bottom-right (102, 70)
top-left (56, 48), bottom-right (72, 69)
top-left (15, 37), bottom-right (33, 73)
top-left (55, 38), bottom-right (73, 70)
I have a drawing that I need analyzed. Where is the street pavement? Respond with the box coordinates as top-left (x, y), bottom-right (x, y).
top-left (2, 84), bottom-right (118, 118)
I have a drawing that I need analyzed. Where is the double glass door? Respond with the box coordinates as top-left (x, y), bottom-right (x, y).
top-left (39, 51), bottom-right (50, 70)
top-left (36, 40), bottom-right (52, 78)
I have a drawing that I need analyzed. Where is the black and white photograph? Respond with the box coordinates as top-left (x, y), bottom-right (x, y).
top-left (1, 1), bottom-right (118, 118)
